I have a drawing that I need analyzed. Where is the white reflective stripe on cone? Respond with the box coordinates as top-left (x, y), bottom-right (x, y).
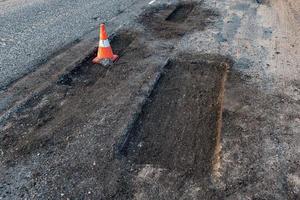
top-left (99, 39), bottom-right (110, 47)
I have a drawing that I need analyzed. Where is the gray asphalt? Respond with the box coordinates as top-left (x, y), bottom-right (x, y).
top-left (0, 0), bottom-right (147, 89)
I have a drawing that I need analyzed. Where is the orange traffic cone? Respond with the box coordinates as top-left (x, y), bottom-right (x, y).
top-left (93, 24), bottom-right (118, 64)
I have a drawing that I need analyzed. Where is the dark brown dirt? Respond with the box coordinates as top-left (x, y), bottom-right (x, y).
top-left (139, 1), bottom-right (218, 38)
top-left (165, 3), bottom-right (195, 23)
top-left (121, 54), bottom-right (229, 172)
top-left (113, 54), bottom-right (230, 199)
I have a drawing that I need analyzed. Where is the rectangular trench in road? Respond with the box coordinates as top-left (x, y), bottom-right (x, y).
top-left (165, 3), bottom-right (195, 22)
top-left (117, 53), bottom-right (230, 197)
top-left (139, 1), bottom-right (218, 39)
top-left (56, 31), bottom-right (137, 86)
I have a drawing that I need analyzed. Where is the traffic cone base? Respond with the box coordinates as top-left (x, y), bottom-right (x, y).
top-left (92, 54), bottom-right (119, 64)
top-left (93, 24), bottom-right (118, 65)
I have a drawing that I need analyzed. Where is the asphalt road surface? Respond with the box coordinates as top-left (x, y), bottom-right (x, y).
top-left (0, 0), bottom-right (146, 89)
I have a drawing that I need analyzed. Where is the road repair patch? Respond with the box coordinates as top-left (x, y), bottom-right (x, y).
top-left (57, 31), bottom-right (137, 87)
top-left (140, 2), bottom-right (218, 38)
top-left (115, 53), bottom-right (231, 199)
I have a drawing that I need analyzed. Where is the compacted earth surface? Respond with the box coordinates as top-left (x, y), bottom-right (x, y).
top-left (0, 0), bottom-right (299, 199)
top-left (117, 54), bottom-right (229, 199)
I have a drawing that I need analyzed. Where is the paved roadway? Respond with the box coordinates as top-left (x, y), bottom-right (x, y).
top-left (0, 0), bottom-right (147, 89)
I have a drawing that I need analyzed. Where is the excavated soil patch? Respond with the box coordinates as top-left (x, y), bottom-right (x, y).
top-left (165, 3), bottom-right (195, 22)
top-left (57, 32), bottom-right (136, 86)
top-left (0, 31), bottom-right (143, 164)
top-left (115, 54), bottom-right (230, 198)
top-left (139, 2), bottom-right (218, 38)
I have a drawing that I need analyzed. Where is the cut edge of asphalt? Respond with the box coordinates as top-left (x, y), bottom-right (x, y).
top-left (212, 62), bottom-right (229, 180)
